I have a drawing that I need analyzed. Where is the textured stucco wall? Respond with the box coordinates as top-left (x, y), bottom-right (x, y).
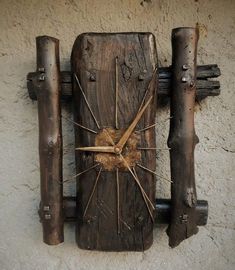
top-left (0, 0), bottom-right (234, 269)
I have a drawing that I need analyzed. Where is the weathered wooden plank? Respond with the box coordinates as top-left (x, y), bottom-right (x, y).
top-left (71, 33), bottom-right (158, 251)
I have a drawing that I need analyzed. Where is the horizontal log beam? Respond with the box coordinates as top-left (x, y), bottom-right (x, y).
top-left (63, 197), bottom-right (208, 226)
top-left (27, 64), bottom-right (221, 101)
top-left (158, 64), bottom-right (221, 79)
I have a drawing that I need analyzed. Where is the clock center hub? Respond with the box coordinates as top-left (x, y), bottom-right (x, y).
top-left (114, 146), bottom-right (122, 155)
top-left (94, 127), bottom-right (141, 171)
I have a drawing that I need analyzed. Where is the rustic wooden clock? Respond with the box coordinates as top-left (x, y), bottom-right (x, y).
top-left (72, 33), bottom-right (157, 250)
top-left (27, 28), bottom-right (221, 251)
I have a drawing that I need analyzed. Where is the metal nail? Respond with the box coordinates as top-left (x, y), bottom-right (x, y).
top-left (44, 214), bottom-right (51, 220)
top-left (38, 74), bottom-right (45, 81)
top-left (90, 74), bottom-right (96, 81)
top-left (181, 77), bottom-right (187, 83)
top-left (180, 214), bottom-right (188, 224)
top-left (190, 80), bottom-right (195, 87)
top-left (43, 205), bottom-right (50, 211)
top-left (138, 74), bottom-right (145, 81)
top-left (38, 67), bottom-right (45, 72)
top-left (182, 64), bottom-right (190, 70)
top-left (87, 219), bottom-right (91, 224)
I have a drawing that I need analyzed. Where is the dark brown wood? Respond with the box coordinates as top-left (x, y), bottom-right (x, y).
top-left (63, 196), bottom-right (76, 222)
top-left (158, 77), bottom-right (220, 97)
top-left (35, 36), bottom-right (64, 245)
top-left (27, 65), bottom-right (221, 101)
top-left (159, 64), bottom-right (221, 79)
top-left (155, 199), bottom-right (208, 226)
top-left (167, 28), bottom-right (199, 247)
top-left (63, 196), bottom-right (208, 226)
top-left (71, 33), bottom-right (158, 251)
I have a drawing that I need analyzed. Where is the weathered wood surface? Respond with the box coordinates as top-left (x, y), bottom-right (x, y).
top-left (71, 33), bottom-right (158, 251)
top-left (167, 28), bottom-right (199, 247)
top-left (27, 65), bottom-right (221, 101)
top-left (35, 36), bottom-right (64, 245)
top-left (63, 196), bottom-right (208, 226)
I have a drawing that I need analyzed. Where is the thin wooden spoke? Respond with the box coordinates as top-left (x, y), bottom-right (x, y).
top-left (60, 163), bottom-right (100, 184)
top-left (137, 163), bottom-right (173, 183)
top-left (83, 166), bottom-right (102, 217)
top-left (136, 123), bottom-right (158, 132)
top-left (116, 168), bottom-right (120, 234)
top-left (74, 74), bottom-right (101, 129)
top-left (132, 167), bottom-right (154, 222)
top-left (62, 116), bottom-right (97, 134)
top-left (136, 117), bottom-right (173, 132)
top-left (119, 154), bottom-right (155, 210)
top-left (115, 57), bottom-right (119, 129)
top-left (103, 128), bottom-right (115, 146)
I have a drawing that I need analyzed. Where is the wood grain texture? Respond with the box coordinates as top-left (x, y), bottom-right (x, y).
top-left (167, 28), bottom-right (199, 247)
top-left (71, 33), bottom-right (158, 251)
top-left (35, 36), bottom-right (64, 245)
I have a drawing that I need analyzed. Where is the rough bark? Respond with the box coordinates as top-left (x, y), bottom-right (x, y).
top-left (35, 36), bottom-right (64, 245)
top-left (167, 28), bottom-right (199, 247)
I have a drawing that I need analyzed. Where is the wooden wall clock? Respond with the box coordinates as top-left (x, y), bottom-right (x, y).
top-left (72, 33), bottom-right (157, 251)
top-left (27, 28), bottom-right (221, 251)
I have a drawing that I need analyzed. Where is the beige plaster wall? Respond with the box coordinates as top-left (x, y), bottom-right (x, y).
top-left (0, 0), bottom-right (234, 269)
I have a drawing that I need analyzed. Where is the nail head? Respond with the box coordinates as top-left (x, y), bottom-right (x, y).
top-left (44, 214), bottom-right (51, 220)
top-left (182, 64), bottom-right (190, 70)
top-left (43, 206), bottom-right (50, 211)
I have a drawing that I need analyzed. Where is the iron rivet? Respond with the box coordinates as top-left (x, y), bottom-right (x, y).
top-left (44, 214), bottom-right (51, 220)
top-left (181, 77), bottom-right (187, 82)
top-left (138, 74), bottom-right (144, 81)
top-left (38, 74), bottom-right (45, 81)
top-left (43, 206), bottom-right (50, 211)
top-left (48, 140), bottom-right (54, 147)
top-left (182, 64), bottom-right (189, 70)
top-left (84, 216), bottom-right (93, 224)
top-left (90, 74), bottom-right (96, 81)
top-left (190, 80), bottom-right (195, 87)
top-left (38, 67), bottom-right (45, 72)
top-left (86, 218), bottom-right (92, 224)
top-left (180, 214), bottom-right (188, 224)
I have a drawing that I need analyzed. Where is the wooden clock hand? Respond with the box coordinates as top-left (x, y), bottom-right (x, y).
top-left (115, 95), bottom-right (153, 153)
top-left (76, 146), bottom-right (115, 153)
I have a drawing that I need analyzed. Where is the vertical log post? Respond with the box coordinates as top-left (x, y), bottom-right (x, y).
top-left (167, 28), bottom-right (199, 247)
top-left (36, 36), bottom-right (64, 245)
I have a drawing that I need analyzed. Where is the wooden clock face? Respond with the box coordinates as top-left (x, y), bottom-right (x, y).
top-left (72, 33), bottom-right (158, 251)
